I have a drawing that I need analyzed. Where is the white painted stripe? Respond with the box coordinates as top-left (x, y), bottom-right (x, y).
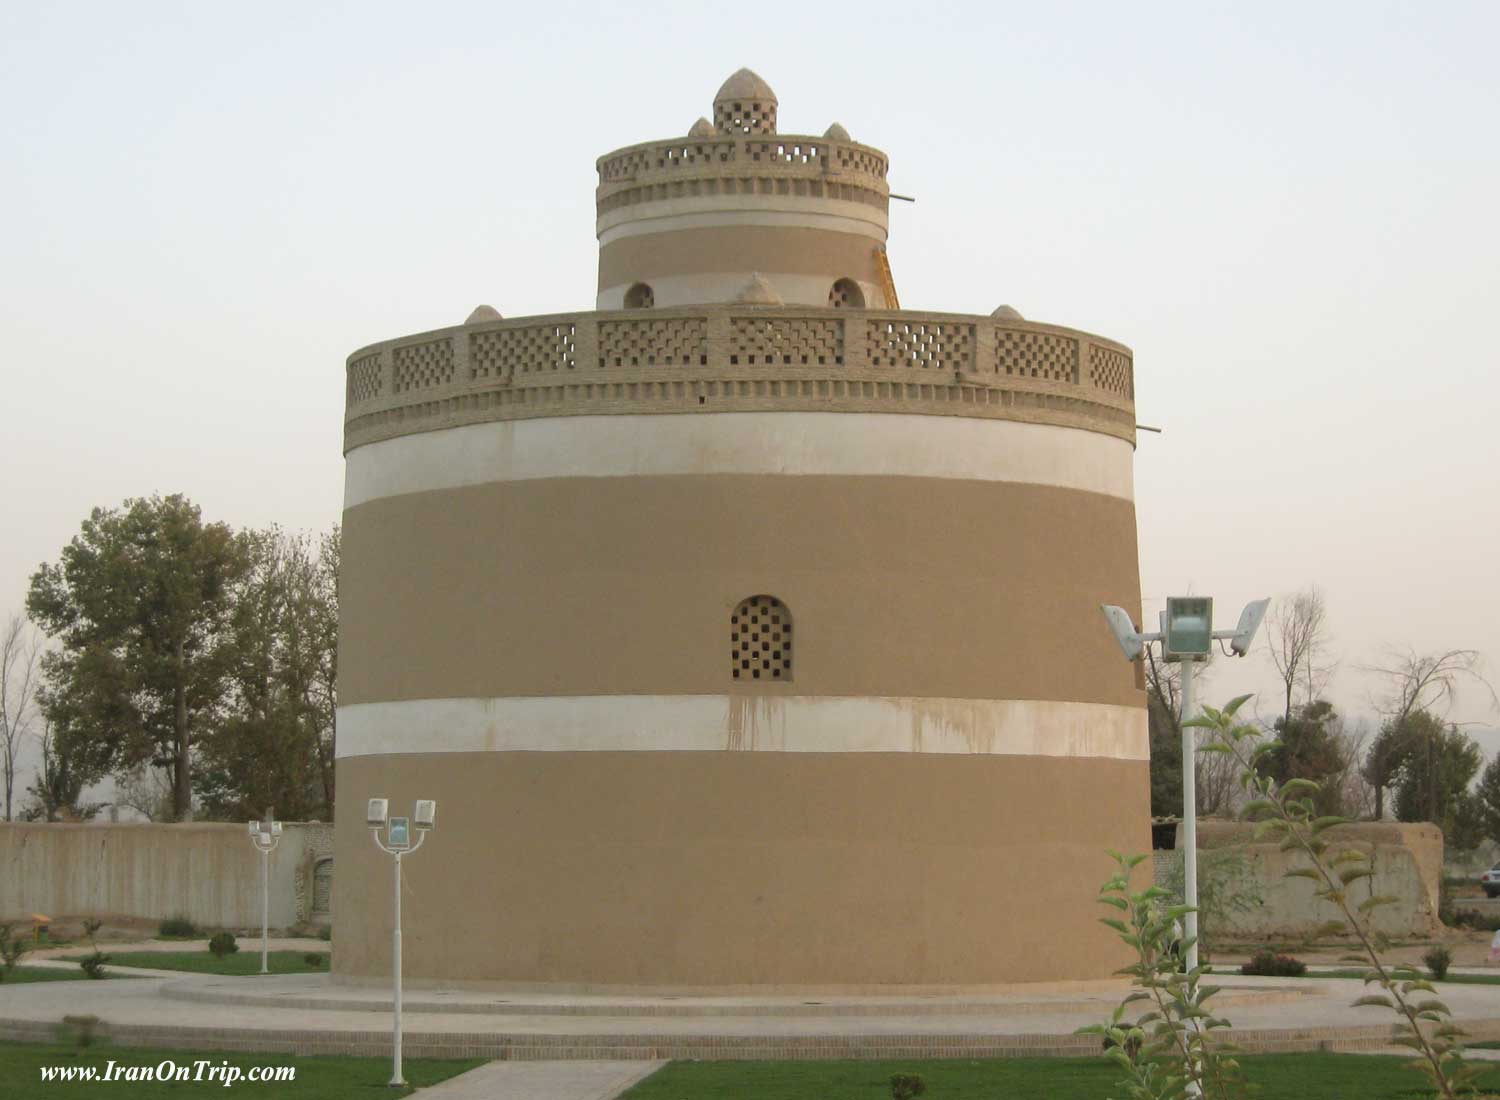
top-left (597, 273), bottom-right (883, 311)
top-left (343, 413), bottom-right (1135, 509)
top-left (598, 204), bottom-right (887, 245)
top-left (336, 696), bottom-right (1147, 760)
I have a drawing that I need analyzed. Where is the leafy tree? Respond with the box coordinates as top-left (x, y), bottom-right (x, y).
top-left (1476, 755), bottom-right (1500, 848)
top-left (1260, 700), bottom-right (1351, 816)
top-left (1363, 720), bottom-right (1415, 822)
top-left (1392, 714), bottom-right (1483, 845)
top-left (195, 525), bottom-right (338, 821)
top-left (21, 719), bottom-right (103, 822)
top-left (26, 495), bottom-right (248, 821)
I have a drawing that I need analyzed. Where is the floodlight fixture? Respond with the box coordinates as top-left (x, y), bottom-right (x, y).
top-left (367, 797), bottom-right (438, 1087)
top-left (1163, 597), bottom-right (1213, 661)
top-left (1224, 597), bottom-right (1271, 657)
top-left (246, 814), bottom-right (283, 973)
top-left (414, 800), bottom-right (437, 831)
top-left (1099, 605), bottom-right (1155, 662)
top-left (1095, 592), bottom-right (1272, 993)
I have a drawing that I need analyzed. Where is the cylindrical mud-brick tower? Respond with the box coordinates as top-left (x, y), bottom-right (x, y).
top-left (334, 69), bottom-right (1149, 987)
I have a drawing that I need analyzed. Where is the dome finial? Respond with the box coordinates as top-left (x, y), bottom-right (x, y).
top-left (713, 68), bottom-right (778, 135)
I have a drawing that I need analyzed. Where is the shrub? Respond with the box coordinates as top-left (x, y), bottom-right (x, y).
top-left (304, 952), bottom-right (325, 969)
top-left (0, 924), bottom-right (30, 978)
top-left (318, 925), bottom-right (332, 942)
top-left (1240, 948), bottom-right (1306, 977)
top-left (79, 919), bottom-right (109, 980)
top-left (208, 932), bottom-right (239, 958)
top-left (889, 1073), bottom-right (926, 1100)
top-left (1425, 945), bottom-right (1453, 981)
top-left (158, 915), bottom-right (196, 938)
top-left (1451, 908), bottom-right (1500, 932)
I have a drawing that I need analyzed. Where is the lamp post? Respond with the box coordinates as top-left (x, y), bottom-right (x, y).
top-left (1100, 596), bottom-right (1270, 975)
top-left (246, 816), bottom-right (282, 975)
top-left (367, 797), bottom-right (437, 1088)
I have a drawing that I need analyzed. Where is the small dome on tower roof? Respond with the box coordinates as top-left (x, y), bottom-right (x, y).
top-left (823, 122), bottom-right (851, 142)
top-left (714, 68), bottom-right (777, 104)
top-left (687, 117), bottom-right (716, 139)
top-left (466, 304), bottom-right (503, 323)
top-left (991, 305), bottom-right (1024, 321)
top-left (733, 272), bottom-right (783, 307)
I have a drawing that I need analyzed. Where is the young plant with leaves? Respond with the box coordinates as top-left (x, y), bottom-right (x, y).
top-left (1194, 694), bottom-right (1479, 1099)
top-left (78, 918), bottom-right (109, 980)
top-left (1082, 851), bottom-right (1247, 1100)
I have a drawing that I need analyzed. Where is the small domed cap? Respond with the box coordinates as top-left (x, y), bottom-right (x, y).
top-left (714, 68), bottom-right (777, 134)
top-left (688, 117), bottom-right (716, 139)
top-left (823, 122), bottom-right (851, 142)
top-left (466, 304), bottom-right (503, 323)
top-left (733, 272), bottom-right (783, 307)
top-left (990, 305), bottom-right (1024, 321)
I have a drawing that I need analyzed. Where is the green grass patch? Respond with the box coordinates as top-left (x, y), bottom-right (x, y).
top-left (622, 1053), bottom-right (1500, 1100)
top-left (0, 1039), bottom-right (479, 1097)
top-left (58, 951), bottom-right (329, 977)
top-left (0, 966), bottom-right (134, 984)
top-left (1306, 968), bottom-right (1500, 986)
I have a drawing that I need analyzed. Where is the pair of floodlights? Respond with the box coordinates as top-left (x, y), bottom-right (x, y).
top-left (367, 798), bottom-right (437, 852)
top-left (1100, 596), bottom-right (1270, 665)
top-left (247, 819), bottom-right (282, 850)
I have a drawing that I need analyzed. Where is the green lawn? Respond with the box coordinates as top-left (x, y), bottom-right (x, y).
top-left (1303, 968), bottom-right (1500, 986)
top-left (622, 1053), bottom-right (1500, 1100)
top-left (0, 966), bottom-right (134, 984)
top-left (58, 951), bottom-right (330, 976)
top-left (1, 1040), bottom-right (479, 1098)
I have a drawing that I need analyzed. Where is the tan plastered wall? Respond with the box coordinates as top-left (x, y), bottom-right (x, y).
top-left (333, 751), bottom-right (1150, 986)
top-left (0, 822), bottom-right (329, 929)
top-left (1176, 820), bottom-right (1443, 939)
top-left (338, 475), bottom-right (1144, 708)
top-left (598, 225), bottom-right (884, 298)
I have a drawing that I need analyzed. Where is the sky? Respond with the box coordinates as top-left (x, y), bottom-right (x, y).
top-left (2, 0), bottom-right (1498, 794)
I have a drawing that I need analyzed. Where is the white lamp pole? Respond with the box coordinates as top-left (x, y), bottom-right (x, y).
top-left (247, 817), bottom-right (283, 975)
top-left (1100, 596), bottom-right (1269, 976)
top-left (1178, 657), bottom-right (1200, 974)
top-left (367, 798), bottom-right (437, 1089)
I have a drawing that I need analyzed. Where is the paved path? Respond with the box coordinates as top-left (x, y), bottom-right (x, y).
top-left (416, 1060), bottom-right (664, 1100)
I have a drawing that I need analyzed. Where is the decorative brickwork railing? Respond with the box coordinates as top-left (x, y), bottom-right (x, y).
top-left (595, 134), bottom-right (890, 213)
top-left (343, 307), bottom-right (1135, 453)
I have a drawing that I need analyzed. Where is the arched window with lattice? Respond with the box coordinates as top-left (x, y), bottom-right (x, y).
top-left (828, 278), bottom-right (864, 308)
top-left (731, 595), bottom-right (793, 681)
top-left (624, 282), bottom-right (655, 309)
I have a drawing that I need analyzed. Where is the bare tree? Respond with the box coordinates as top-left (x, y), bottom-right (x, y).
top-left (1266, 587), bottom-right (1335, 726)
top-left (1361, 647), bottom-right (1498, 820)
top-left (0, 613), bottom-right (42, 821)
top-left (1365, 647), bottom-right (1497, 727)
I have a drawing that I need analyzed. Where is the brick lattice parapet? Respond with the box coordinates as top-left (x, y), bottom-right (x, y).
top-left (343, 307), bottom-right (1135, 454)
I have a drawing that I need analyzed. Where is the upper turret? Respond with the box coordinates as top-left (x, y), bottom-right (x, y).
top-left (713, 68), bottom-right (778, 134)
top-left (594, 70), bottom-right (893, 311)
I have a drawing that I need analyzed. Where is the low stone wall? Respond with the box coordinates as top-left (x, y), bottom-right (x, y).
top-left (0, 822), bottom-right (333, 930)
top-left (1162, 821), bottom-right (1442, 941)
